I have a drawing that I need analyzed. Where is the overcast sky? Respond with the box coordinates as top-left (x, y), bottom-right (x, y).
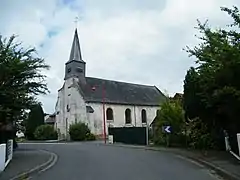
top-left (1, 0), bottom-right (239, 113)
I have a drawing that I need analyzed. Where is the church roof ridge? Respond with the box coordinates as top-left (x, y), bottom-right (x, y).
top-left (86, 76), bottom-right (157, 88)
top-left (80, 76), bottom-right (167, 106)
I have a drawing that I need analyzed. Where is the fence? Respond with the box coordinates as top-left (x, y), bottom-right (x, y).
top-left (0, 139), bottom-right (13, 172)
top-left (108, 127), bottom-right (148, 145)
top-left (224, 131), bottom-right (240, 161)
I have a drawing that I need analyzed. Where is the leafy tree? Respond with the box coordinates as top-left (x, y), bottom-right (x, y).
top-left (0, 35), bottom-right (49, 143)
top-left (25, 103), bottom-right (45, 140)
top-left (187, 117), bottom-right (215, 150)
top-left (34, 124), bottom-right (58, 140)
top-left (183, 6), bottom-right (240, 151)
top-left (154, 99), bottom-right (185, 147)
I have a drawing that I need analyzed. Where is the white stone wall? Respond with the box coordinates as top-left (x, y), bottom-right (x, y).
top-left (86, 102), bottom-right (160, 136)
top-left (55, 87), bottom-right (65, 138)
top-left (55, 77), bottom-right (160, 138)
top-left (55, 77), bottom-right (87, 139)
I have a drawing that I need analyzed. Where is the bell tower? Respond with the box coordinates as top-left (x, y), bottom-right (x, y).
top-left (64, 29), bottom-right (86, 84)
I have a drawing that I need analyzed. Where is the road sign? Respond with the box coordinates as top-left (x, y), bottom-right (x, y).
top-left (164, 126), bottom-right (171, 133)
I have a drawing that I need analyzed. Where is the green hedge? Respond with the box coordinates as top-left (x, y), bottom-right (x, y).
top-left (69, 122), bottom-right (95, 141)
top-left (34, 125), bottom-right (58, 140)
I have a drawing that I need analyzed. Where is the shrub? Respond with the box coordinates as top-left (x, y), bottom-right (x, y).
top-left (86, 133), bottom-right (96, 141)
top-left (34, 125), bottom-right (58, 140)
top-left (69, 122), bottom-right (91, 141)
top-left (153, 99), bottom-right (186, 147)
top-left (188, 118), bottom-right (215, 150)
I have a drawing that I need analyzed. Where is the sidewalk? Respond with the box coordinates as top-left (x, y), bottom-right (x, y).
top-left (106, 143), bottom-right (240, 180)
top-left (0, 148), bottom-right (53, 180)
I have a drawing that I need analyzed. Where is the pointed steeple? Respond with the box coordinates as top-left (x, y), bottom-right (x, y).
top-left (64, 28), bottom-right (86, 81)
top-left (68, 28), bottom-right (84, 62)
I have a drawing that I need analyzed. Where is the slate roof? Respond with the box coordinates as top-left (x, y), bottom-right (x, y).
top-left (79, 77), bottom-right (166, 106)
top-left (66, 29), bottom-right (84, 64)
top-left (86, 105), bottom-right (94, 113)
top-left (44, 114), bottom-right (56, 124)
top-left (62, 29), bottom-right (166, 106)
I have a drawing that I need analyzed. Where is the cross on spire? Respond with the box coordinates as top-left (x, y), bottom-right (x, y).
top-left (74, 16), bottom-right (79, 28)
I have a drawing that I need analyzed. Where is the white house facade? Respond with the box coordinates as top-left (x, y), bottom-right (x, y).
top-left (54, 29), bottom-right (166, 140)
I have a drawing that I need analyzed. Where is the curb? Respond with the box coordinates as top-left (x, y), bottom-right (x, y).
top-left (103, 143), bottom-right (240, 180)
top-left (186, 155), bottom-right (240, 180)
top-left (20, 140), bottom-right (64, 144)
top-left (9, 150), bottom-right (58, 180)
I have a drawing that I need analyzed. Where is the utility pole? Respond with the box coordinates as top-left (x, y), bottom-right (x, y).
top-left (102, 84), bottom-right (107, 144)
top-left (91, 84), bottom-right (107, 144)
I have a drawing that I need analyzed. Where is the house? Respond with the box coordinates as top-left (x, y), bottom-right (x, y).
top-left (44, 113), bottom-right (56, 126)
top-left (171, 93), bottom-right (183, 102)
top-left (54, 28), bottom-right (166, 139)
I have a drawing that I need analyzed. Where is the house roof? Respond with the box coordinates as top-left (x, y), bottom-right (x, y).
top-left (45, 116), bottom-right (55, 124)
top-left (173, 93), bottom-right (183, 99)
top-left (79, 77), bottom-right (166, 106)
top-left (86, 106), bottom-right (94, 113)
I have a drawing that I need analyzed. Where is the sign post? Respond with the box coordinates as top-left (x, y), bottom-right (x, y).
top-left (163, 126), bottom-right (171, 147)
top-left (164, 126), bottom-right (171, 133)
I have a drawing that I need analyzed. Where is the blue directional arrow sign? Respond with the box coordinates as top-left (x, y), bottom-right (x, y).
top-left (164, 126), bottom-right (171, 133)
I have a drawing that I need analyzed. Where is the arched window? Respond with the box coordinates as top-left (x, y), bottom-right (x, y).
top-left (141, 109), bottom-right (147, 123)
top-left (156, 109), bottom-right (160, 116)
top-left (125, 109), bottom-right (131, 124)
top-left (106, 108), bottom-right (114, 121)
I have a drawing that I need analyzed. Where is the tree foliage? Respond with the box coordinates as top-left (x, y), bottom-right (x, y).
top-left (153, 99), bottom-right (185, 147)
top-left (0, 35), bottom-right (49, 125)
top-left (25, 103), bottom-right (45, 140)
top-left (34, 124), bottom-right (58, 140)
top-left (183, 6), bottom-right (240, 151)
top-left (0, 35), bottom-right (49, 143)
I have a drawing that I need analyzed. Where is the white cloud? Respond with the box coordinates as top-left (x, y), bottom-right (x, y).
top-left (0, 0), bottom-right (240, 113)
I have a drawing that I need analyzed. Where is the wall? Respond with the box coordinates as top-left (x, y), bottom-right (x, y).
top-left (55, 78), bottom-right (161, 138)
top-left (0, 144), bottom-right (6, 172)
top-left (55, 77), bottom-right (87, 139)
top-left (86, 102), bottom-right (160, 136)
top-left (0, 140), bottom-right (13, 172)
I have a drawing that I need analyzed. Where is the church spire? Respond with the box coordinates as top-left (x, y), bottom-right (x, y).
top-left (64, 28), bottom-right (86, 81)
top-left (68, 28), bottom-right (84, 62)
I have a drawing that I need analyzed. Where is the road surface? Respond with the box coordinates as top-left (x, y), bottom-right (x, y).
top-left (20, 142), bottom-right (220, 180)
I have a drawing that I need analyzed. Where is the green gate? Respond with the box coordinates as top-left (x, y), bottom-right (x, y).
top-left (108, 127), bottom-right (148, 145)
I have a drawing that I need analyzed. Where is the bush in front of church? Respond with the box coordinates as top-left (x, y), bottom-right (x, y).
top-left (86, 132), bottom-right (96, 141)
top-left (34, 125), bottom-right (58, 140)
top-left (69, 122), bottom-right (95, 141)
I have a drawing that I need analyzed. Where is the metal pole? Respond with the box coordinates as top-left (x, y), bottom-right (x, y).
top-left (146, 125), bottom-right (149, 146)
top-left (65, 118), bottom-right (68, 141)
top-left (167, 134), bottom-right (170, 147)
top-left (185, 121), bottom-right (187, 148)
top-left (134, 106), bottom-right (136, 126)
top-left (102, 85), bottom-right (106, 144)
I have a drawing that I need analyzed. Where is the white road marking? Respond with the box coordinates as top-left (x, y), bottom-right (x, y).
top-left (19, 142), bottom-right (68, 145)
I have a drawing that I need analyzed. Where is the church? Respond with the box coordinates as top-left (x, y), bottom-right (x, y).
top-left (54, 28), bottom-right (166, 140)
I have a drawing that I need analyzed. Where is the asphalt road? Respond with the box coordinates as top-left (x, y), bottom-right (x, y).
top-left (20, 142), bottom-right (220, 180)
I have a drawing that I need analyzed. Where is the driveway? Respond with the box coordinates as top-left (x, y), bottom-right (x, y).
top-left (20, 142), bottom-right (220, 180)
